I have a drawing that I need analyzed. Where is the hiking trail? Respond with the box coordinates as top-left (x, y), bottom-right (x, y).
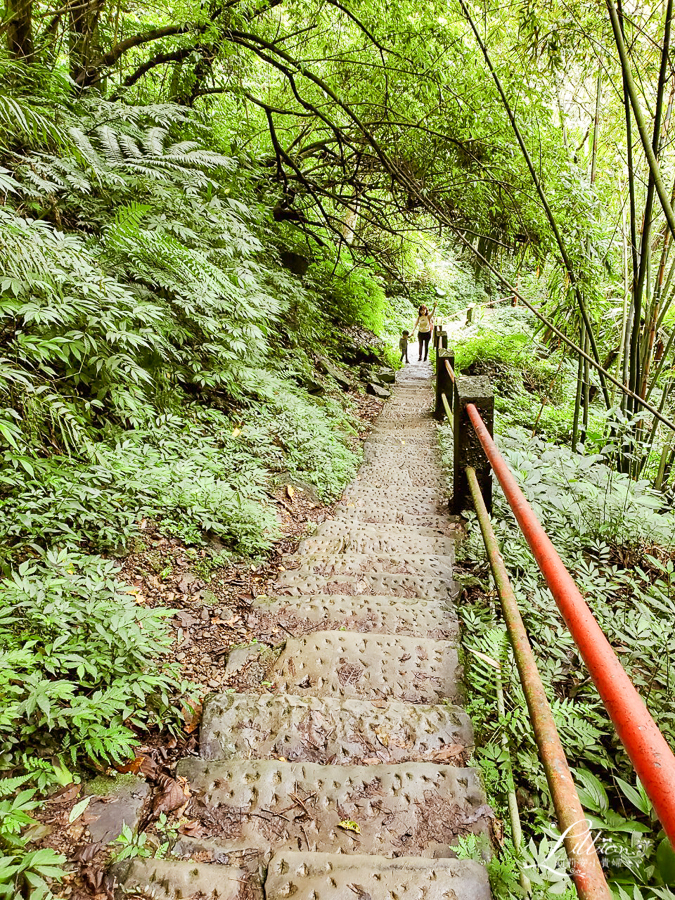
top-left (118, 360), bottom-right (494, 900)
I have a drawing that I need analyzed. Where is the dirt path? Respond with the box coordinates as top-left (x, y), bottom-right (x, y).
top-left (117, 361), bottom-right (494, 900)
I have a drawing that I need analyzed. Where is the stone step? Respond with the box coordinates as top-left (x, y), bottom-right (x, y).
top-left (355, 469), bottom-right (443, 488)
top-left (344, 485), bottom-right (443, 499)
top-left (297, 532), bottom-right (457, 558)
top-left (288, 552), bottom-right (454, 579)
top-left (200, 692), bottom-right (472, 763)
top-left (317, 520), bottom-right (457, 538)
top-left (114, 858), bottom-right (262, 900)
top-left (176, 759), bottom-right (491, 859)
top-left (269, 631), bottom-right (461, 703)
top-left (115, 853), bottom-right (491, 900)
top-left (362, 451), bottom-right (439, 464)
top-left (369, 426), bottom-right (434, 436)
top-left (337, 498), bottom-right (445, 516)
top-left (334, 508), bottom-right (457, 531)
top-left (266, 852), bottom-right (491, 900)
top-left (274, 570), bottom-right (456, 600)
top-left (253, 593), bottom-right (458, 640)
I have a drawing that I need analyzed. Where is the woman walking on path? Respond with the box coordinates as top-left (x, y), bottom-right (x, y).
top-left (413, 303), bottom-right (436, 361)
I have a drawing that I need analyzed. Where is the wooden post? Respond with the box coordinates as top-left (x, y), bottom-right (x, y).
top-left (453, 375), bottom-right (494, 513)
top-left (434, 347), bottom-right (455, 420)
top-left (466, 305), bottom-right (474, 325)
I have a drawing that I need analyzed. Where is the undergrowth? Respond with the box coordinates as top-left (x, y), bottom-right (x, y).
top-left (441, 312), bottom-right (675, 898)
top-left (0, 83), bottom-right (395, 897)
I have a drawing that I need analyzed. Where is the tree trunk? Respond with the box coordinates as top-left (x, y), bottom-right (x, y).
top-left (69, 0), bottom-right (107, 86)
top-left (6, 0), bottom-right (34, 61)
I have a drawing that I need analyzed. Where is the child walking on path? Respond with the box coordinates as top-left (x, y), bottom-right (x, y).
top-left (399, 330), bottom-right (410, 363)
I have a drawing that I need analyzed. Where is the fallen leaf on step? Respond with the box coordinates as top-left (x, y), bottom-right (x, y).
top-left (374, 729), bottom-right (389, 748)
top-left (178, 819), bottom-right (207, 837)
top-left (152, 775), bottom-right (191, 818)
top-left (182, 699), bottom-right (203, 734)
top-left (338, 820), bottom-right (360, 834)
top-left (429, 744), bottom-right (464, 764)
top-left (348, 885), bottom-right (372, 900)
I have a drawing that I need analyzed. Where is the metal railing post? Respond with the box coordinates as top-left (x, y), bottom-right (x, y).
top-left (453, 376), bottom-right (493, 513)
top-left (434, 347), bottom-right (454, 420)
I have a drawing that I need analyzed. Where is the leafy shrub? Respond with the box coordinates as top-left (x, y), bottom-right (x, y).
top-left (0, 549), bottom-right (188, 781)
top-left (0, 776), bottom-right (66, 900)
top-left (446, 421), bottom-right (675, 894)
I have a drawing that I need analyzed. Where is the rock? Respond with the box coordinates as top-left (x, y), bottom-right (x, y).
top-left (317, 356), bottom-right (352, 390)
top-left (367, 382), bottom-right (390, 399)
top-left (376, 367), bottom-right (396, 384)
top-left (306, 377), bottom-right (325, 395)
top-left (273, 474), bottom-right (322, 505)
top-left (84, 774), bottom-right (150, 844)
top-left (280, 250), bottom-right (310, 276)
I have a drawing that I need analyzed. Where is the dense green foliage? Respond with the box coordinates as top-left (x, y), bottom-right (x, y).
top-left (3, 0), bottom-right (675, 892)
top-left (443, 314), bottom-right (675, 899)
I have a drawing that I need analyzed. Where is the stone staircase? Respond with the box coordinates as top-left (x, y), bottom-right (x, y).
top-left (119, 361), bottom-right (493, 900)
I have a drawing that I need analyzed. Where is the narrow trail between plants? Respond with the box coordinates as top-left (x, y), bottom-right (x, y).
top-left (118, 361), bottom-right (494, 900)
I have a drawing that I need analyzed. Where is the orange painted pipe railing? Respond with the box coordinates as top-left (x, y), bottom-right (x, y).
top-left (466, 401), bottom-right (675, 847)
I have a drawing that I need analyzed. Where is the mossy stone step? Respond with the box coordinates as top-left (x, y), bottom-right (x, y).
top-left (176, 759), bottom-right (491, 859)
top-left (269, 631), bottom-right (461, 703)
top-left (253, 592), bottom-right (458, 640)
top-left (199, 692), bottom-right (472, 763)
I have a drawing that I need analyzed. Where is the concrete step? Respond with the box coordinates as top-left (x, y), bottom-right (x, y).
top-left (274, 570), bottom-right (456, 600)
top-left (266, 852), bottom-right (491, 900)
top-left (253, 593), bottom-right (458, 640)
top-left (200, 692), bottom-right (472, 763)
top-left (297, 533), bottom-right (456, 558)
top-left (269, 631), bottom-right (461, 703)
top-left (344, 487), bottom-right (444, 503)
top-left (289, 552), bottom-right (454, 579)
top-left (317, 520), bottom-right (458, 539)
top-left (334, 508), bottom-right (458, 531)
top-left (176, 758), bottom-right (491, 859)
top-left (116, 853), bottom-right (491, 900)
top-left (354, 470), bottom-right (443, 488)
top-left (337, 500), bottom-right (446, 517)
top-left (114, 858), bottom-right (262, 899)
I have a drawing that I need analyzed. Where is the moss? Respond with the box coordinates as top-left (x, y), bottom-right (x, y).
top-left (86, 772), bottom-right (143, 796)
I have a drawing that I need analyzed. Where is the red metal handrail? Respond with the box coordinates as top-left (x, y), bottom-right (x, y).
top-left (466, 401), bottom-right (675, 846)
top-left (466, 465), bottom-right (610, 900)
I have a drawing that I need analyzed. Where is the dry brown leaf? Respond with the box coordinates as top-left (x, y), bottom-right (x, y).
top-left (374, 729), bottom-right (389, 748)
top-left (178, 819), bottom-right (207, 837)
top-left (429, 744), bottom-right (465, 764)
top-left (48, 783), bottom-right (81, 804)
top-left (183, 699), bottom-right (203, 734)
top-left (114, 754), bottom-right (146, 775)
top-left (151, 775), bottom-right (191, 818)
